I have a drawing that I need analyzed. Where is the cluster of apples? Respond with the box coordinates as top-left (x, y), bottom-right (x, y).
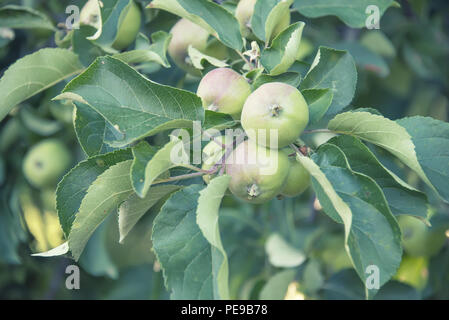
top-left (198, 68), bottom-right (311, 204)
top-left (166, 3), bottom-right (310, 204)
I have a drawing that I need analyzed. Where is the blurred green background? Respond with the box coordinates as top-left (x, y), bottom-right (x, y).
top-left (0, 0), bottom-right (448, 300)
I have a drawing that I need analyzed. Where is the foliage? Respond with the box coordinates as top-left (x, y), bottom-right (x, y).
top-left (1, 0), bottom-right (449, 300)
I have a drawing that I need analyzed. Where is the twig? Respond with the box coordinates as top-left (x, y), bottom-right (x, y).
top-left (302, 129), bottom-right (333, 134)
top-left (235, 49), bottom-right (254, 70)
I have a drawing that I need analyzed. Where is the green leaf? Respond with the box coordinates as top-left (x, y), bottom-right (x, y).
top-left (252, 72), bottom-right (301, 90)
top-left (19, 106), bottom-right (62, 136)
top-left (265, 233), bottom-right (305, 268)
top-left (327, 135), bottom-right (429, 220)
top-left (0, 186), bottom-right (26, 264)
top-left (72, 25), bottom-right (105, 67)
top-left (93, 0), bottom-right (132, 49)
top-left (0, 5), bottom-right (55, 30)
top-left (187, 45), bottom-right (228, 70)
top-left (322, 269), bottom-right (365, 300)
top-left (130, 141), bottom-right (158, 195)
top-left (293, 0), bottom-right (395, 28)
top-left (31, 242), bottom-right (69, 258)
top-left (302, 88), bottom-right (333, 125)
top-left (131, 139), bottom-right (189, 198)
top-left (374, 281), bottom-right (420, 300)
top-left (113, 31), bottom-right (172, 67)
top-left (302, 259), bottom-right (325, 295)
top-left (259, 269), bottom-right (296, 300)
top-left (73, 102), bottom-right (120, 157)
top-left (150, 0), bottom-right (243, 50)
top-left (0, 48), bottom-right (83, 122)
top-left (336, 42), bottom-right (389, 77)
top-left (55, 56), bottom-right (204, 148)
top-left (68, 160), bottom-right (134, 260)
top-left (118, 185), bottom-right (181, 243)
top-left (328, 112), bottom-right (448, 201)
top-left (360, 31), bottom-right (396, 58)
top-left (78, 218), bottom-right (118, 279)
top-left (297, 144), bottom-right (402, 291)
top-left (196, 175), bottom-right (231, 299)
top-left (251, 0), bottom-right (293, 42)
top-left (203, 110), bottom-right (237, 131)
top-left (300, 47), bottom-right (357, 116)
top-left (396, 116), bottom-right (449, 203)
top-left (56, 149), bottom-right (132, 236)
top-left (261, 22), bottom-right (306, 76)
top-left (153, 184), bottom-right (220, 299)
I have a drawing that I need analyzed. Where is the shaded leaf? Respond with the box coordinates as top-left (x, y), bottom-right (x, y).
top-left (259, 269), bottom-right (296, 300)
top-left (196, 176), bottom-right (231, 299)
top-left (327, 135), bottom-right (429, 220)
top-left (56, 149), bottom-right (132, 236)
top-left (302, 88), bottom-right (333, 125)
top-left (153, 185), bottom-right (216, 299)
top-left (0, 5), bottom-right (55, 30)
top-left (253, 72), bottom-right (301, 90)
top-left (118, 184), bottom-right (181, 242)
top-left (113, 31), bottom-right (172, 67)
top-left (329, 112), bottom-right (449, 202)
top-left (131, 139), bottom-right (188, 198)
top-left (68, 160), bottom-right (134, 260)
top-left (251, 0), bottom-right (293, 42)
top-left (56, 56), bottom-right (204, 148)
top-left (300, 47), bottom-right (357, 116)
top-left (298, 144), bottom-right (402, 292)
top-left (261, 22), bottom-right (306, 76)
top-left (293, 0), bottom-right (396, 28)
top-left (0, 48), bottom-right (83, 122)
top-left (150, 0), bottom-right (243, 50)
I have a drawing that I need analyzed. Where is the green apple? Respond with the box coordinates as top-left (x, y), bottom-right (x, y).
top-left (398, 215), bottom-right (447, 258)
top-left (112, 0), bottom-right (142, 50)
top-left (201, 136), bottom-right (232, 184)
top-left (241, 82), bottom-right (309, 149)
top-left (226, 140), bottom-right (289, 204)
top-left (197, 68), bottom-right (252, 118)
top-left (281, 152), bottom-right (310, 197)
top-left (235, 0), bottom-right (291, 41)
top-left (168, 19), bottom-right (210, 76)
top-left (235, 0), bottom-right (257, 39)
top-left (23, 139), bottom-right (71, 189)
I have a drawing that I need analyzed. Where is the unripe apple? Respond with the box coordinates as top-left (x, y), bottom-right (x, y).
top-left (23, 139), bottom-right (71, 189)
top-left (201, 136), bottom-right (231, 184)
top-left (226, 140), bottom-right (289, 204)
top-left (168, 19), bottom-right (210, 76)
top-left (197, 68), bottom-right (251, 118)
top-left (241, 82), bottom-right (309, 149)
top-left (398, 215), bottom-right (447, 258)
top-left (235, 0), bottom-right (257, 39)
top-left (281, 152), bottom-right (310, 197)
top-left (112, 0), bottom-right (142, 50)
top-left (235, 0), bottom-right (291, 41)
